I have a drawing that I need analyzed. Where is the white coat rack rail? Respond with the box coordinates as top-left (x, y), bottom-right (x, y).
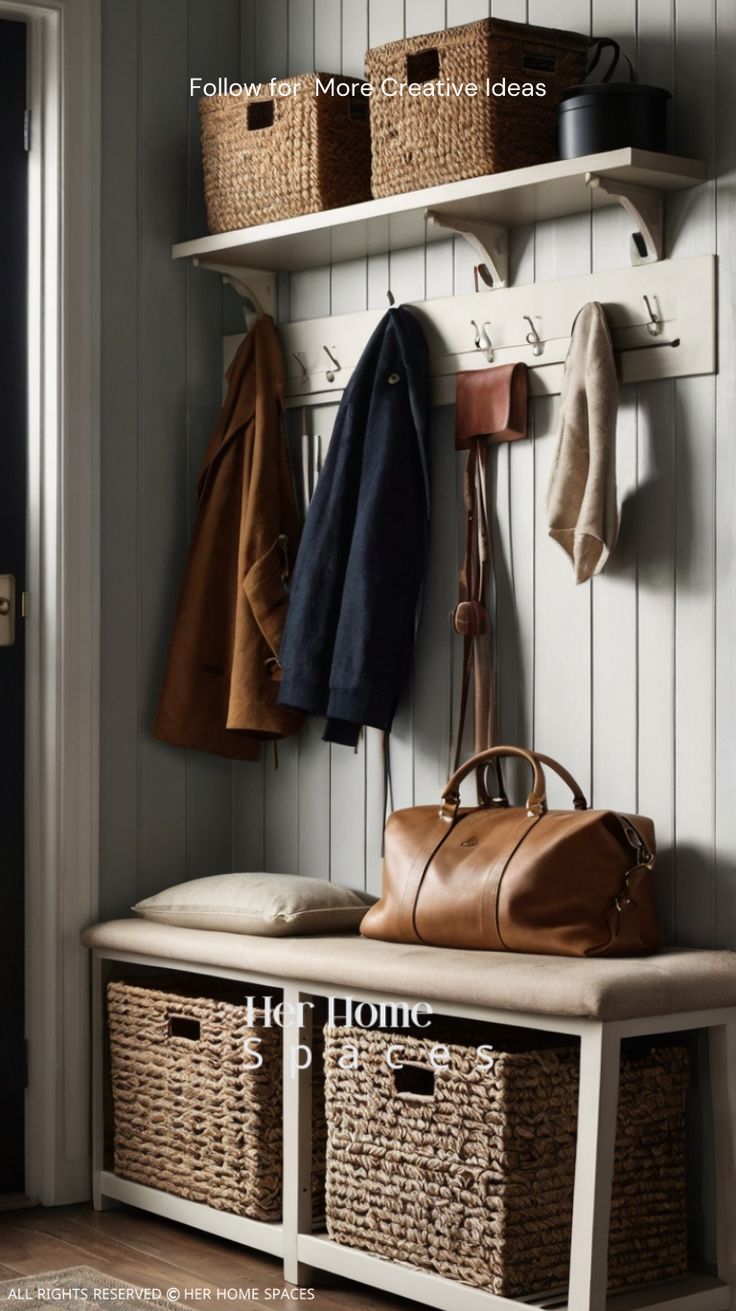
top-left (173, 148), bottom-right (705, 315)
top-left (221, 255), bottom-right (716, 409)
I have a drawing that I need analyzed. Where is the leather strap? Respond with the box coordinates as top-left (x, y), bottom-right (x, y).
top-left (451, 368), bottom-right (528, 805)
top-left (615, 813), bottom-right (653, 859)
top-left (587, 814), bottom-right (656, 955)
top-left (452, 440), bottom-right (507, 805)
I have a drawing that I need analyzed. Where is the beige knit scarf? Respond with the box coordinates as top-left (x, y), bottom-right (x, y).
top-left (547, 301), bottom-right (619, 584)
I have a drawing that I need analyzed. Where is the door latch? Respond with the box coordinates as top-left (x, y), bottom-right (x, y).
top-left (0, 575), bottom-right (16, 646)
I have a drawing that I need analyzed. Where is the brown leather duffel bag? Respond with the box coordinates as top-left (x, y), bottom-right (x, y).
top-left (361, 746), bottom-right (662, 957)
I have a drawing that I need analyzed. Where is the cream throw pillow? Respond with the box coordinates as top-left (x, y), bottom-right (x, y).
top-left (132, 872), bottom-right (374, 936)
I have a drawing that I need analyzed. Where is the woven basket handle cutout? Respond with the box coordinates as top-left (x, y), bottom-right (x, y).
top-left (521, 50), bottom-right (557, 74)
top-left (168, 1014), bottom-right (201, 1041)
top-left (406, 49), bottom-right (440, 84)
top-left (247, 100), bottom-right (275, 131)
top-left (393, 1062), bottom-right (436, 1099)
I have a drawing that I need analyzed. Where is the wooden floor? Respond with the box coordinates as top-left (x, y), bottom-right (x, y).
top-left (0, 1204), bottom-right (410, 1310)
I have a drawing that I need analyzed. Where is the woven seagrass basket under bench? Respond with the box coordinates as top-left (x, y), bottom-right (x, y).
top-left (324, 1020), bottom-right (689, 1301)
top-left (107, 976), bottom-right (326, 1222)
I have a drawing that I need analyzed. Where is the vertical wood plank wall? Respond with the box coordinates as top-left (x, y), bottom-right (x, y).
top-left (100, 0), bottom-right (736, 952)
top-left (100, 0), bottom-right (246, 917)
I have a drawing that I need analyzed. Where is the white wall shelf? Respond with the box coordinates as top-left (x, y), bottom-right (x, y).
top-left (172, 149), bottom-right (704, 295)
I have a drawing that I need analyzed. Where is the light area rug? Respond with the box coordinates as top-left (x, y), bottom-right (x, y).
top-left (0, 1267), bottom-right (195, 1311)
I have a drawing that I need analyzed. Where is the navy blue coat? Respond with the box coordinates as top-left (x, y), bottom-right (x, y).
top-left (278, 306), bottom-right (430, 746)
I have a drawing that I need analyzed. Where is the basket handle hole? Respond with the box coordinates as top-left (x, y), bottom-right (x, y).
top-left (248, 100), bottom-right (274, 131)
top-left (406, 49), bottom-right (440, 83)
top-left (169, 1015), bottom-right (201, 1041)
top-left (394, 1062), bottom-right (435, 1098)
top-left (522, 52), bottom-right (556, 72)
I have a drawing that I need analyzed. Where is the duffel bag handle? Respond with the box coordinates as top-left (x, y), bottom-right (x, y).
top-left (478, 751), bottom-right (588, 812)
top-left (441, 746), bottom-right (546, 820)
top-left (441, 746), bottom-right (589, 821)
top-left (531, 752), bottom-right (588, 811)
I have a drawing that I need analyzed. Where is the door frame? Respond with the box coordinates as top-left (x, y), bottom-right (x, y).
top-left (0, 0), bottom-right (100, 1204)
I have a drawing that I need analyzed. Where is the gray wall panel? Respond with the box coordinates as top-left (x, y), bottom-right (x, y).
top-left (100, 0), bottom-right (736, 950)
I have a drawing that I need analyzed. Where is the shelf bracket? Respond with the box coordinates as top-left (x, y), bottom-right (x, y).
top-left (191, 258), bottom-right (276, 319)
top-left (425, 209), bottom-right (509, 288)
top-left (586, 174), bottom-right (664, 265)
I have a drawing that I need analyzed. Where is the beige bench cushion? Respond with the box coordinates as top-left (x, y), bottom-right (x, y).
top-left (81, 919), bottom-right (736, 1023)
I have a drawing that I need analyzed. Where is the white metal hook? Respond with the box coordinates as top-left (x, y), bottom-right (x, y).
top-left (471, 319), bottom-right (482, 349)
top-left (643, 294), bottom-right (663, 336)
top-left (292, 352), bottom-right (309, 380)
top-left (480, 321), bottom-right (494, 363)
top-left (523, 315), bottom-right (544, 357)
top-left (323, 345), bottom-right (340, 383)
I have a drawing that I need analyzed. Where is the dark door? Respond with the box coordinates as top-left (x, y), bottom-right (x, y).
top-left (0, 19), bottom-right (28, 1195)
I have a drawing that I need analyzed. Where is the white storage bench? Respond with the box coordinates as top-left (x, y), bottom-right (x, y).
top-left (82, 920), bottom-right (736, 1311)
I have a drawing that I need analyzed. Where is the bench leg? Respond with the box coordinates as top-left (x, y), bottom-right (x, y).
top-left (282, 985), bottom-right (315, 1287)
top-left (91, 953), bottom-right (119, 1212)
top-left (710, 1019), bottom-right (736, 1305)
top-left (567, 1023), bottom-right (621, 1311)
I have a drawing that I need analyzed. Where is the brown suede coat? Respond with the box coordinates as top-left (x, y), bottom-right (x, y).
top-left (154, 315), bottom-right (303, 759)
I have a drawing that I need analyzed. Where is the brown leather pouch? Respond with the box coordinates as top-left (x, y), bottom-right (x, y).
top-left (455, 362), bottom-right (529, 450)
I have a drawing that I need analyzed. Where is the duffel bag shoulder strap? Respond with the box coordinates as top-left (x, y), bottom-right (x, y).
top-left (587, 813), bottom-right (660, 956)
top-left (611, 813), bottom-right (655, 871)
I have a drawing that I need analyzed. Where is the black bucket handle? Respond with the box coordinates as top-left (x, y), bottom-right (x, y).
top-left (586, 36), bottom-right (638, 84)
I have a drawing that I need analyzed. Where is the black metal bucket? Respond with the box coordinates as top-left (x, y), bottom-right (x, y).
top-left (557, 38), bottom-right (671, 159)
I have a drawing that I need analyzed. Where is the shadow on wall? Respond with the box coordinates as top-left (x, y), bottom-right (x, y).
top-left (657, 844), bottom-right (736, 950)
top-left (602, 486), bottom-right (640, 579)
top-left (634, 16), bottom-right (735, 167)
top-left (653, 844), bottom-right (677, 946)
top-left (606, 383), bottom-right (674, 581)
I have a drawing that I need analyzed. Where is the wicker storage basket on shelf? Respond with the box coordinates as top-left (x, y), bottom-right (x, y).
top-left (199, 75), bottom-right (372, 233)
top-left (324, 1021), bottom-right (689, 1300)
top-left (366, 18), bottom-right (590, 198)
top-left (107, 977), bottom-right (326, 1222)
